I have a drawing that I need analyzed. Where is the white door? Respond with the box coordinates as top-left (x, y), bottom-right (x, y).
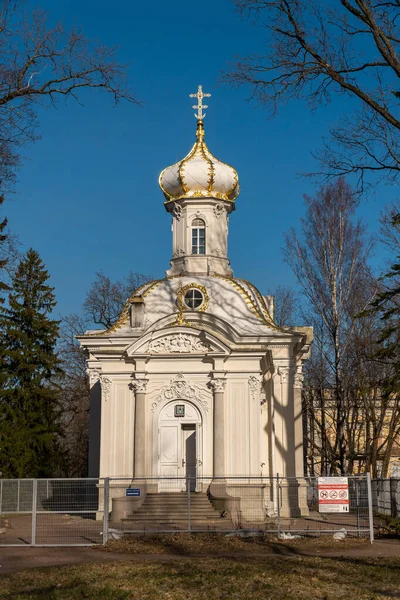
top-left (158, 401), bottom-right (202, 492)
top-left (159, 424), bottom-right (184, 491)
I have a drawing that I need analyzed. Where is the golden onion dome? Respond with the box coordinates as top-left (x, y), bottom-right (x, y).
top-left (159, 120), bottom-right (240, 203)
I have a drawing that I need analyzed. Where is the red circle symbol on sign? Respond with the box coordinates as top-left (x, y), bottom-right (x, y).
top-left (320, 491), bottom-right (328, 499)
top-left (330, 491), bottom-right (338, 498)
top-left (339, 490), bottom-right (348, 499)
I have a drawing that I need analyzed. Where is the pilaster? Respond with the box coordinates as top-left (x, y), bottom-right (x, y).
top-left (131, 377), bottom-right (149, 478)
top-left (209, 378), bottom-right (226, 478)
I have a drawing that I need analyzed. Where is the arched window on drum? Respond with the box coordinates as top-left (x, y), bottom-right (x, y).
top-left (191, 218), bottom-right (206, 255)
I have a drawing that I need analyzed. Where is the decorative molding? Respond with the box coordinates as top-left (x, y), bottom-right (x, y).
top-left (171, 202), bottom-right (182, 221)
top-left (151, 373), bottom-right (209, 412)
top-left (208, 378), bottom-right (226, 393)
top-left (265, 345), bottom-right (290, 349)
top-left (294, 367), bottom-right (304, 389)
top-left (213, 203), bottom-right (226, 219)
top-left (248, 375), bottom-right (262, 402)
top-left (100, 375), bottom-right (112, 401)
top-left (87, 368), bottom-right (101, 386)
top-left (278, 366), bottom-right (291, 384)
top-left (149, 333), bottom-right (210, 354)
top-left (131, 379), bottom-right (148, 394)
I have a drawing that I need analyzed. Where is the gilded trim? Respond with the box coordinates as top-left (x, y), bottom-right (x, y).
top-left (177, 282), bottom-right (209, 313)
top-left (160, 121), bottom-right (239, 203)
top-left (237, 278), bottom-right (280, 329)
top-left (211, 273), bottom-right (277, 327)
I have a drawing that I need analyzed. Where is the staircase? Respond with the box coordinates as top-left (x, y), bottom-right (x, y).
top-left (122, 492), bottom-right (228, 531)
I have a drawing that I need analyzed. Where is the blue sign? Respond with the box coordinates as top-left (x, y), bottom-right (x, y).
top-left (126, 488), bottom-right (141, 497)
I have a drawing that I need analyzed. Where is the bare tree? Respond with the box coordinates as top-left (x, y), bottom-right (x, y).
top-left (269, 284), bottom-right (299, 326)
top-left (226, 1), bottom-right (400, 188)
top-left (284, 178), bottom-right (375, 473)
top-left (0, 0), bottom-right (138, 192)
top-left (83, 271), bottom-right (153, 329)
top-left (57, 270), bottom-right (152, 474)
top-left (362, 204), bottom-right (400, 475)
top-left (57, 313), bottom-right (90, 477)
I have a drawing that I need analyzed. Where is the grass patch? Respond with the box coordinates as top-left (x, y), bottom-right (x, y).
top-left (0, 555), bottom-right (399, 599)
top-left (97, 532), bottom-right (370, 556)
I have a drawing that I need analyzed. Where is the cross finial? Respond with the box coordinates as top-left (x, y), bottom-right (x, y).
top-left (189, 85), bottom-right (211, 121)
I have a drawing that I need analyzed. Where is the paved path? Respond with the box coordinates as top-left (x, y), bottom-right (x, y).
top-left (0, 540), bottom-right (399, 575)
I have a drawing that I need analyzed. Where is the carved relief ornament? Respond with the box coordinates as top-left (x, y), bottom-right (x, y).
top-left (151, 373), bottom-right (209, 412)
top-left (87, 368), bottom-right (101, 386)
top-left (149, 333), bottom-right (210, 354)
top-left (171, 203), bottom-right (182, 221)
top-left (213, 203), bottom-right (226, 219)
top-left (173, 248), bottom-right (185, 258)
top-left (248, 375), bottom-right (262, 402)
top-left (100, 375), bottom-right (112, 401)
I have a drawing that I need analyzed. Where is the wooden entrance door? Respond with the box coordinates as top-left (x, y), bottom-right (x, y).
top-left (158, 401), bottom-right (201, 492)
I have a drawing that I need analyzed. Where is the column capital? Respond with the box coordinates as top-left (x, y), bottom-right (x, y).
top-left (209, 378), bottom-right (226, 393)
top-left (131, 379), bottom-right (148, 393)
top-left (278, 366), bottom-right (292, 384)
top-left (294, 366), bottom-right (304, 389)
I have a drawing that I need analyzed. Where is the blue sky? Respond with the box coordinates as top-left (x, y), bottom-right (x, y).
top-left (5, 0), bottom-right (398, 319)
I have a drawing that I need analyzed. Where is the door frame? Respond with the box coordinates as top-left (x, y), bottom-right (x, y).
top-left (181, 423), bottom-right (198, 492)
top-left (155, 399), bottom-right (204, 490)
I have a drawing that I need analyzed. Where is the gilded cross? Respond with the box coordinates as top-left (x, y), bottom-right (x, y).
top-left (189, 85), bottom-right (211, 120)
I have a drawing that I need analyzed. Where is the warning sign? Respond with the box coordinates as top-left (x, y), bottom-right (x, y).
top-left (318, 477), bottom-right (349, 513)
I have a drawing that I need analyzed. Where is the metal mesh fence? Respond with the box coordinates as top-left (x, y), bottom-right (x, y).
top-left (0, 475), bottom-right (374, 545)
top-left (0, 478), bottom-right (103, 546)
top-left (372, 478), bottom-right (400, 518)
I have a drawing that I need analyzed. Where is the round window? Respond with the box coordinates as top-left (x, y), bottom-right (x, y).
top-left (183, 289), bottom-right (204, 309)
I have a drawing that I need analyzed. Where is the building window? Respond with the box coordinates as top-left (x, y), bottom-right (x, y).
top-left (184, 288), bottom-right (204, 310)
top-left (191, 218), bottom-right (205, 255)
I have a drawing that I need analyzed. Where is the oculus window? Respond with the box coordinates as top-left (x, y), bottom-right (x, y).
top-left (183, 288), bottom-right (204, 310)
top-left (191, 218), bottom-right (205, 255)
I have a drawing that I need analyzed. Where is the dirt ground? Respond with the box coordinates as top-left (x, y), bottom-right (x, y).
top-left (0, 537), bottom-right (399, 575)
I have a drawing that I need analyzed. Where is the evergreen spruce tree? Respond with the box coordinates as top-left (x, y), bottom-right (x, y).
top-left (0, 194), bottom-right (9, 304)
top-left (0, 249), bottom-right (64, 477)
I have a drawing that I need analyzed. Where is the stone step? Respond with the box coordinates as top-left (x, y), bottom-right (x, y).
top-left (122, 518), bottom-right (225, 525)
top-left (129, 509), bottom-right (219, 517)
top-left (120, 492), bottom-right (221, 524)
top-left (135, 502), bottom-right (216, 507)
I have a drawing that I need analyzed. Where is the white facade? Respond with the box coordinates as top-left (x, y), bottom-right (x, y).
top-left (78, 100), bottom-right (312, 509)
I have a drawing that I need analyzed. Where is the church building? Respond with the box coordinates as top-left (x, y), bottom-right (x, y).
top-left (78, 87), bottom-right (312, 517)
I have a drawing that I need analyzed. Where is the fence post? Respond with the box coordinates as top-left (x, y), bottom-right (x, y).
top-left (355, 478), bottom-right (360, 537)
top-left (31, 479), bottom-right (37, 546)
top-left (366, 473), bottom-right (374, 544)
top-left (276, 473), bottom-right (281, 538)
top-left (17, 479), bottom-right (20, 513)
top-left (187, 475), bottom-right (191, 534)
top-left (0, 479), bottom-right (2, 515)
top-left (103, 477), bottom-right (110, 545)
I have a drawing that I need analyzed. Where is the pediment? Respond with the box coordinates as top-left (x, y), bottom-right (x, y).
top-left (126, 327), bottom-right (230, 357)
